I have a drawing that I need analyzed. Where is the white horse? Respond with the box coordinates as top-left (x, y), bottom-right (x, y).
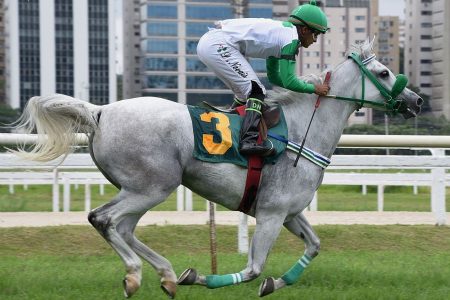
top-left (12, 41), bottom-right (422, 298)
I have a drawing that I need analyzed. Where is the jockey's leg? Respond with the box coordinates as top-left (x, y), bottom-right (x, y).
top-left (259, 212), bottom-right (320, 297)
top-left (238, 81), bottom-right (274, 156)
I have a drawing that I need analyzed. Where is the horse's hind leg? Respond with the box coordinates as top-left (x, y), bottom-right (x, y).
top-left (88, 189), bottom-right (168, 298)
top-left (178, 212), bottom-right (285, 292)
top-left (259, 212), bottom-right (320, 297)
top-left (117, 215), bottom-right (177, 299)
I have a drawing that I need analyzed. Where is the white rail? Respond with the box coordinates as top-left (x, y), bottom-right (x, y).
top-left (2, 133), bottom-right (450, 148)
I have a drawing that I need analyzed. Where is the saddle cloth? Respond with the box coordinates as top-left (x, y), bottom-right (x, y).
top-left (187, 105), bottom-right (288, 167)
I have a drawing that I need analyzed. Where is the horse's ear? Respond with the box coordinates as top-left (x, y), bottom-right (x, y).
top-left (369, 35), bottom-right (376, 51)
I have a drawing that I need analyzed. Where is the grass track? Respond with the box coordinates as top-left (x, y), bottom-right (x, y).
top-left (1, 225), bottom-right (450, 300)
top-left (1, 184), bottom-right (449, 212)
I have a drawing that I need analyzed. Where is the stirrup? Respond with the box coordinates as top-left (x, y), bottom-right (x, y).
top-left (239, 139), bottom-right (275, 157)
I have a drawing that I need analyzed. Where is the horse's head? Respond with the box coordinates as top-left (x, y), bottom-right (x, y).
top-left (342, 39), bottom-right (423, 119)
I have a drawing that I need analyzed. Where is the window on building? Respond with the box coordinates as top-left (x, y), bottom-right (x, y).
top-left (147, 22), bottom-right (177, 36)
top-left (420, 35), bottom-right (432, 39)
top-left (421, 22), bottom-right (432, 28)
top-left (144, 75), bottom-right (178, 89)
top-left (186, 22), bottom-right (212, 37)
top-left (355, 111), bottom-right (365, 117)
top-left (421, 11), bottom-right (432, 15)
top-left (355, 28), bottom-right (365, 33)
top-left (186, 58), bottom-right (208, 72)
top-left (420, 83), bottom-right (432, 88)
top-left (146, 39), bottom-right (178, 54)
top-left (186, 5), bottom-right (232, 19)
top-left (420, 59), bottom-right (432, 64)
top-left (355, 16), bottom-right (365, 20)
top-left (147, 4), bottom-right (177, 19)
top-left (249, 8), bottom-right (272, 18)
top-left (249, 59), bottom-right (266, 73)
top-left (420, 71), bottom-right (432, 76)
top-left (144, 57), bottom-right (178, 71)
top-left (187, 76), bottom-right (227, 89)
top-left (186, 40), bottom-right (199, 54)
top-left (421, 47), bottom-right (432, 52)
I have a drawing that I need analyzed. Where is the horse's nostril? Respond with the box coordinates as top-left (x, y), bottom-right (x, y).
top-left (417, 97), bottom-right (424, 106)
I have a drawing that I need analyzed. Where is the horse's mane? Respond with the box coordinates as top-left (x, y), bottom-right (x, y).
top-left (266, 38), bottom-right (376, 106)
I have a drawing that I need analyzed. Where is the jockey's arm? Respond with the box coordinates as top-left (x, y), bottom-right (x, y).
top-left (266, 41), bottom-right (316, 94)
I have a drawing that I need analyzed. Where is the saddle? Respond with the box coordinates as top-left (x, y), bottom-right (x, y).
top-left (200, 101), bottom-right (282, 213)
top-left (201, 101), bottom-right (282, 140)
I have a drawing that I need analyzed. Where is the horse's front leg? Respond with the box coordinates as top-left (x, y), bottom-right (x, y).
top-left (259, 212), bottom-right (320, 297)
top-left (178, 212), bottom-right (285, 293)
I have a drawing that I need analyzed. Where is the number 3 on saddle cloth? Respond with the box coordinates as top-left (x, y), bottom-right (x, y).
top-left (187, 105), bottom-right (288, 213)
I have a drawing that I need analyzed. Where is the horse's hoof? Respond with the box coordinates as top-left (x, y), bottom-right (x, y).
top-left (161, 280), bottom-right (177, 299)
top-left (123, 274), bottom-right (140, 298)
top-left (177, 268), bottom-right (197, 285)
top-left (259, 277), bottom-right (275, 297)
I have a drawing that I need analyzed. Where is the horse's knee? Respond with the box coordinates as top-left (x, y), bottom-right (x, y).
top-left (88, 210), bottom-right (112, 236)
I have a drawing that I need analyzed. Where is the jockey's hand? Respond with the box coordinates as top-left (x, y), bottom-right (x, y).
top-left (314, 84), bottom-right (330, 96)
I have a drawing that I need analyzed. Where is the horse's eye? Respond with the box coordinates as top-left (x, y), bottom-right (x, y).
top-left (380, 70), bottom-right (389, 78)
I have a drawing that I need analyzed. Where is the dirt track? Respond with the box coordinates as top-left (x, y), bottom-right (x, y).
top-left (0, 211), bottom-right (448, 227)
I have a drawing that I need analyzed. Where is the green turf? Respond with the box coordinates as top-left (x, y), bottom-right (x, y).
top-left (0, 184), bottom-right (449, 212)
top-left (1, 225), bottom-right (449, 300)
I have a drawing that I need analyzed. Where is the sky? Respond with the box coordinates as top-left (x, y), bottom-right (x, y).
top-left (379, 0), bottom-right (405, 19)
top-left (114, 0), bottom-right (406, 74)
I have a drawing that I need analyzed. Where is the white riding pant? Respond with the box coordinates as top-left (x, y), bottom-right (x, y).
top-left (197, 29), bottom-right (266, 102)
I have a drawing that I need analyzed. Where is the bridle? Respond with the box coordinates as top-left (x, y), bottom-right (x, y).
top-left (326, 53), bottom-right (409, 115)
top-left (293, 53), bottom-right (409, 167)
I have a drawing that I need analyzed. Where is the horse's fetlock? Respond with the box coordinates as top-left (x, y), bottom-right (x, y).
top-left (306, 238), bottom-right (321, 258)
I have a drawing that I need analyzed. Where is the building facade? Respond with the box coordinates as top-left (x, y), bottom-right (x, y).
top-left (405, 0), bottom-right (450, 118)
top-left (0, 0), bottom-right (5, 104)
top-left (430, 0), bottom-right (450, 118)
top-left (124, 0), bottom-right (382, 124)
top-left (373, 16), bottom-right (399, 75)
top-left (404, 0), bottom-right (433, 97)
top-left (126, 0), bottom-right (275, 106)
top-left (4, 0), bottom-right (116, 109)
top-left (122, 0), bottom-right (140, 99)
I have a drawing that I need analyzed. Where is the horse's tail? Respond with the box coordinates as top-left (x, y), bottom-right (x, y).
top-left (11, 94), bottom-right (100, 162)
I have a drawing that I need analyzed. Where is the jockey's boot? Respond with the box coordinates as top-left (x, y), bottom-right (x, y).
top-left (229, 97), bottom-right (246, 109)
top-left (238, 98), bottom-right (275, 157)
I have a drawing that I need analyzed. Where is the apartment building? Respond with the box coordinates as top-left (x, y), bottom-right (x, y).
top-left (0, 0), bottom-right (5, 104)
top-left (4, 0), bottom-right (116, 109)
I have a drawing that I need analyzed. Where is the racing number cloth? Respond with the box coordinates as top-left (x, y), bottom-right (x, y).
top-left (187, 105), bottom-right (288, 167)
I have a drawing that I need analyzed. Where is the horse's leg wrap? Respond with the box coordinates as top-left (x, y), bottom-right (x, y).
top-left (281, 254), bottom-right (313, 285)
top-left (206, 272), bottom-right (244, 289)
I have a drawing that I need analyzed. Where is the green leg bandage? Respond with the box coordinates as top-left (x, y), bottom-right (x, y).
top-left (281, 254), bottom-right (312, 285)
top-left (206, 273), bottom-right (243, 289)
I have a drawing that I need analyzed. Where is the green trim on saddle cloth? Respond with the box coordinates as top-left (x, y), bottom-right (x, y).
top-left (187, 105), bottom-right (288, 167)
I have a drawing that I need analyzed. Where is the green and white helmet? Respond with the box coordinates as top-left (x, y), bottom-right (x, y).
top-left (288, 0), bottom-right (329, 33)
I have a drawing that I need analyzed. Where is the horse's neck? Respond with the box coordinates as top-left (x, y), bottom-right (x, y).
top-left (284, 61), bottom-right (359, 158)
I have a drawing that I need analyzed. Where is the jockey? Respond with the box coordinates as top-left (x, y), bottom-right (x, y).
top-left (197, 0), bottom-right (330, 157)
